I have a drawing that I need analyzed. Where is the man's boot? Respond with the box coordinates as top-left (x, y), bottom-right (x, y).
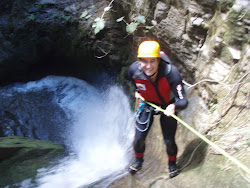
top-left (169, 160), bottom-right (179, 178)
top-left (129, 158), bottom-right (144, 175)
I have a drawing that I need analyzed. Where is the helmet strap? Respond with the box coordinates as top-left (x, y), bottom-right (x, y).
top-left (149, 71), bottom-right (157, 78)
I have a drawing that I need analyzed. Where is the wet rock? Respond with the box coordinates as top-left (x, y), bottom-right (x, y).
top-left (0, 136), bottom-right (64, 187)
top-left (154, 1), bottom-right (170, 22)
top-left (0, 83), bottom-right (71, 145)
top-left (0, 0), bottom-right (249, 187)
top-left (112, 1), bottom-right (249, 187)
top-left (0, 0), bottom-right (130, 85)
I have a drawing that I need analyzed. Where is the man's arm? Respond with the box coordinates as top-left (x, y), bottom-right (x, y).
top-left (164, 65), bottom-right (188, 116)
top-left (127, 61), bottom-right (141, 99)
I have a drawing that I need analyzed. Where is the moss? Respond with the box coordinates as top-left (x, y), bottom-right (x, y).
top-left (116, 66), bottom-right (128, 84)
top-left (207, 11), bottom-right (224, 39)
top-left (216, 0), bottom-right (235, 13)
top-left (172, 150), bottom-right (249, 188)
top-left (207, 5), bottom-right (247, 60)
top-left (220, 46), bottom-right (234, 63)
top-left (223, 5), bottom-right (249, 47)
top-left (198, 154), bottom-right (249, 187)
top-left (0, 136), bottom-right (64, 186)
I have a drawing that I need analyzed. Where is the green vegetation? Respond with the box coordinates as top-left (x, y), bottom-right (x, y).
top-left (62, 13), bottom-right (70, 22)
top-left (91, 4), bottom-right (111, 35)
top-left (28, 14), bottom-right (35, 22)
top-left (89, 0), bottom-right (154, 35)
top-left (35, 4), bottom-right (47, 11)
top-left (116, 14), bottom-right (154, 34)
top-left (209, 102), bottom-right (217, 113)
top-left (216, 0), bottom-right (235, 12)
top-left (0, 136), bottom-right (64, 186)
top-left (53, 12), bottom-right (70, 22)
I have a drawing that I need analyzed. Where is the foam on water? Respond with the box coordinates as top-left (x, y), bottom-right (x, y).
top-left (10, 76), bottom-right (134, 187)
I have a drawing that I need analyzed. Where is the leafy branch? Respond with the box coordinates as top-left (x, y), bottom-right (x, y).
top-left (89, 0), bottom-right (154, 35)
top-left (92, 0), bottom-right (114, 35)
top-left (80, 10), bottom-right (92, 19)
top-left (116, 15), bottom-right (154, 34)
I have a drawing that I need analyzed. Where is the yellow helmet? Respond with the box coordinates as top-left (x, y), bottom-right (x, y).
top-left (137, 41), bottom-right (161, 58)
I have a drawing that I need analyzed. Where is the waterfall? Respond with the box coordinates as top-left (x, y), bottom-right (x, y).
top-left (3, 76), bottom-right (134, 187)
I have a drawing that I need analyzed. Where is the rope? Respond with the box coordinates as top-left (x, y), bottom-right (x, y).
top-left (134, 101), bottom-right (153, 132)
top-left (138, 96), bottom-right (250, 175)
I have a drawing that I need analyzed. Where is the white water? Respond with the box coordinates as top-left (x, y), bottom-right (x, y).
top-left (12, 76), bottom-right (134, 188)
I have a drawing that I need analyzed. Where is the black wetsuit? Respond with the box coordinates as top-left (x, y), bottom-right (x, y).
top-left (127, 57), bottom-right (188, 161)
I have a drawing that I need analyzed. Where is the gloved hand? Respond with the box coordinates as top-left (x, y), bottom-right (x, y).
top-left (164, 104), bottom-right (175, 116)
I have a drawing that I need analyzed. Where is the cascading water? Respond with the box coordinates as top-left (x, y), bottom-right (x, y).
top-left (1, 76), bottom-right (134, 187)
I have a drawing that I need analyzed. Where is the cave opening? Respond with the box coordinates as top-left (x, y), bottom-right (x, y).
top-left (27, 51), bottom-right (114, 86)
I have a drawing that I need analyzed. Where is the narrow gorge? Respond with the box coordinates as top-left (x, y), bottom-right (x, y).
top-left (0, 0), bottom-right (249, 187)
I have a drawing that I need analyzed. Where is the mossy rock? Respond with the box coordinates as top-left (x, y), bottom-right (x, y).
top-left (216, 0), bottom-right (235, 13)
top-left (0, 136), bottom-right (64, 187)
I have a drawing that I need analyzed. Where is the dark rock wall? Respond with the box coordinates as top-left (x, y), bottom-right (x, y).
top-left (0, 0), bottom-right (132, 85)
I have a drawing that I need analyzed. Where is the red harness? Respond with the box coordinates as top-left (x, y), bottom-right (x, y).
top-left (134, 77), bottom-right (171, 105)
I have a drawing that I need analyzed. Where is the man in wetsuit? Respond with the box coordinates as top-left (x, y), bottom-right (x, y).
top-left (127, 41), bottom-right (188, 178)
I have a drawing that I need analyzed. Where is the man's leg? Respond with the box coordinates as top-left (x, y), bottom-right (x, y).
top-left (129, 107), bottom-right (154, 174)
top-left (160, 114), bottom-right (179, 178)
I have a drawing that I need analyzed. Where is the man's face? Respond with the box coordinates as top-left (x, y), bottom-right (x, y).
top-left (140, 57), bottom-right (160, 77)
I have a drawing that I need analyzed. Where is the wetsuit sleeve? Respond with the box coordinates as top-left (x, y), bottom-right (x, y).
top-left (127, 65), bottom-right (134, 81)
top-left (127, 61), bottom-right (139, 88)
top-left (167, 65), bottom-right (188, 111)
top-left (127, 61), bottom-right (139, 79)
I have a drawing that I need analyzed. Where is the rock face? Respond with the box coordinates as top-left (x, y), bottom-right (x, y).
top-left (112, 0), bottom-right (250, 187)
top-left (0, 136), bottom-right (63, 187)
top-left (0, 0), bottom-right (249, 187)
top-left (0, 82), bottom-right (70, 144)
top-left (0, 0), bottom-right (130, 85)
